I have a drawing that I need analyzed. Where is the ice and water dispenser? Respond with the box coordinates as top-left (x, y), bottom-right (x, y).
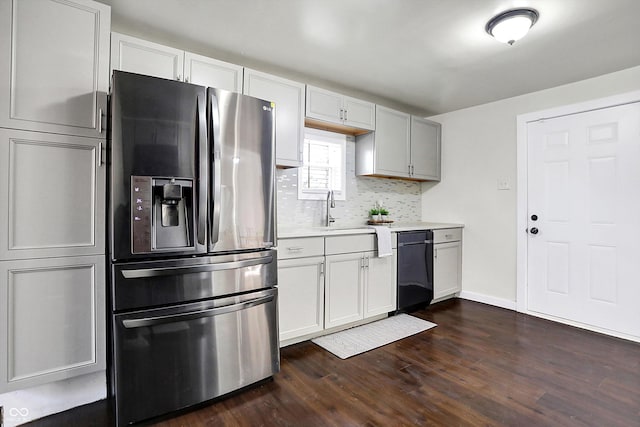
top-left (131, 175), bottom-right (195, 253)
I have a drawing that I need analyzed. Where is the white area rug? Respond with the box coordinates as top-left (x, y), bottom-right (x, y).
top-left (312, 314), bottom-right (437, 359)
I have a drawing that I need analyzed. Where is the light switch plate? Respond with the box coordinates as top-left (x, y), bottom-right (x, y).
top-left (497, 178), bottom-right (511, 190)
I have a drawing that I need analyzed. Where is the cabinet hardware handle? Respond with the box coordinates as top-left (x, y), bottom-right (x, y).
top-left (286, 246), bottom-right (303, 252)
top-left (434, 249), bottom-right (438, 259)
top-left (176, 74), bottom-right (182, 81)
top-left (445, 234), bottom-right (453, 239)
top-left (339, 108), bottom-right (343, 121)
top-left (185, 76), bottom-right (189, 83)
top-left (319, 262), bottom-right (324, 276)
top-left (344, 109), bottom-right (348, 121)
top-left (98, 108), bottom-right (103, 133)
top-left (98, 142), bottom-right (104, 166)
top-left (365, 257), bottom-right (369, 268)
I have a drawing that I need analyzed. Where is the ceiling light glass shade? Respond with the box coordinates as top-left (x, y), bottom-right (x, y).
top-left (486, 8), bottom-right (539, 45)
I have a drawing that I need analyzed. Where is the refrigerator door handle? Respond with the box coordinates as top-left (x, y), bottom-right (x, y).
top-left (121, 255), bottom-right (273, 279)
top-left (196, 95), bottom-right (207, 246)
top-left (209, 90), bottom-right (222, 246)
top-left (121, 294), bottom-right (275, 328)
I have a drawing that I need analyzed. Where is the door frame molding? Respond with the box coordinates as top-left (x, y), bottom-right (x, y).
top-left (516, 90), bottom-right (640, 336)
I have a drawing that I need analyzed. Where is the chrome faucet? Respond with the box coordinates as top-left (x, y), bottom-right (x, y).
top-left (326, 190), bottom-right (336, 226)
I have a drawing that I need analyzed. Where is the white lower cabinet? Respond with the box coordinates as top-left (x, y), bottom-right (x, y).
top-left (0, 255), bottom-right (105, 392)
top-left (278, 233), bottom-right (398, 344)
top-left (277, 256), bottom-right (325, 343)
top-left (365, 249), bottom-right (397, 317)
top-left (433, 229), bottom-right (462, 300)
top-left (325, 250), bottom-right (396, 329)
top-left (325, 252), bottom-right (365, 329)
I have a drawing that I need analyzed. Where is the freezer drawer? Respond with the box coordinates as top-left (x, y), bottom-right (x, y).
top-left (112, 287), bottom-right (279, 426)
top-left (112, 249), bottom-right (277, 311)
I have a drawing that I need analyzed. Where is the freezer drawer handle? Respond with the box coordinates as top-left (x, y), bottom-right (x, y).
top-left (121, 294), bottom-right (275, 328)
top-left (121, 255), bottom-right (273, 279)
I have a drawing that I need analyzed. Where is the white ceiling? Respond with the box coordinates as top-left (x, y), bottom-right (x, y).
top-left (99, 0), bottom-right (640, 115)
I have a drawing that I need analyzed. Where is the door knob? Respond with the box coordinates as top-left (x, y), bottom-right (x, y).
top-left (530, 227), bottom-right (539, 235)
top-left (531, 214), bottom-right (538, 221)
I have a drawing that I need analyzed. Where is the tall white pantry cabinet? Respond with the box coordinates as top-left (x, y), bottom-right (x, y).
top-left (0, 0), bottom-right (110, 393)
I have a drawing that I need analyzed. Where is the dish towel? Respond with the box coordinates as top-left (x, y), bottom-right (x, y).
top-left (370, 226), bottom-right (392, 257)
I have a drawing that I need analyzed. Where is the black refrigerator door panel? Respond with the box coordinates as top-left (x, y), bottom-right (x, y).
top-left (208, 89), bottom-right (276, 253)
top-left (110, 71), bottom-right (207, 260)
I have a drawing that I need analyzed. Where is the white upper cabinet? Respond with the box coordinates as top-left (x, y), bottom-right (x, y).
top-left (306, 86), bottom-right (375, 131)
top-left (0, 129), bottom-right (106, 260)
top-left (111, 33), bottom-right (243, 93)
top-left (111, 32), bottom-right (184, 81)
top-left (0, 0), bottom-right (110, 138)
top-left (411, 116), bottom-right (441, 181)
top-left (356, 106), bottom-right (411, 178)
top-left (184, 52), bottom-right (243, 91)
top-left (356, 106), bottom-right (442, 181)
top-left (244, 69), bottom-right (305, 168)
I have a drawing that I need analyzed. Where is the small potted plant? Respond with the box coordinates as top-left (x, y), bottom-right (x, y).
top-left (380, 208), bottom-right (389, 222)
top-left (369, 208), bottom-right (381, 221)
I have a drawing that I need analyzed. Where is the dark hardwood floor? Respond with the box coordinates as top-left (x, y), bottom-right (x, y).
top-left (27, 299), bottom-right (640, 426)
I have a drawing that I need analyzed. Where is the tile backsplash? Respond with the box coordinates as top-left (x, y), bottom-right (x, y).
top-left (277, 138), bottom-right (422, 227)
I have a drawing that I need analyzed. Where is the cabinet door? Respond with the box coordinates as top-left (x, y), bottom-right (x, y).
top-left (111, 32), bottom-right (184, 81)
top-left (325, 253), bottom-right (364, 329)
top-left (277, 257), bottom-right (324, 343)
top-left (0, 129), bottom-right (106, 260)
top-left (374, 106), bottom-right (410, 177)
top-left (306, 86), bottom-right (342, 125)
top-left (243, 69), bottom-right (305, 168)
top-left (434, 241), bottom-right (462, 300)
top-left (0, 0), bottom-right (110, 138)
top-left (364, 250), bottom-right (397, 317)
top-left (343, 96), bottom-right (375, 131)
top-left (184, 52), bottom-right (243, 92)
top-left (411, 117), bottom-right (441, 181)
top-left (0, 255), bottom-right (105, 392)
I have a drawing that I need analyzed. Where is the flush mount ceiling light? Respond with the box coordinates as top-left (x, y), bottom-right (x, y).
top-left (486, 8), bottom-right (539, 45)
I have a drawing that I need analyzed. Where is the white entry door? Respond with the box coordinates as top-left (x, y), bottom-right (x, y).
top-left (527, 102), bottom-right (640, 340)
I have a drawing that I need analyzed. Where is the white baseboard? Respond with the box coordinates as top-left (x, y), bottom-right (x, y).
top-left (458, 291), bottom-right (517, 311)
top-left (0, 371), bottom-right (106, 426)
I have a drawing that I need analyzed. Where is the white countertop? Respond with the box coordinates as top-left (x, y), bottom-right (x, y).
top-left (277, 222), bottom-right (464, 239)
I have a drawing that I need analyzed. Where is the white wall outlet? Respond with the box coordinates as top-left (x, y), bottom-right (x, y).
top-left (497, 178), bottom-right (511, 190)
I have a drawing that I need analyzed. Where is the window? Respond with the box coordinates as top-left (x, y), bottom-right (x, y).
top-left (298, 128), bottom-right (346, 201)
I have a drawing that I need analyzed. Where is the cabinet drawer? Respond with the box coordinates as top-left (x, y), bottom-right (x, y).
top-left (325, 234), bottom-right (375, 255)
top-left (278, 237), bottom-right (324, 259)
top-left (433, 228), bottom-right (462, 243)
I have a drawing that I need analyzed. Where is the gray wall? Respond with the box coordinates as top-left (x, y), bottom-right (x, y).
top-left (422, 65), bottom-right (640, 304)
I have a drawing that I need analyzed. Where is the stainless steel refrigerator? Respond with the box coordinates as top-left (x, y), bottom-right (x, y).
top-left (108, 71), bottom-right (279, 426)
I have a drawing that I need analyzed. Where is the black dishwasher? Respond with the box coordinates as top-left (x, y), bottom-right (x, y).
top-left (396, 230), bottom-right (434, 312)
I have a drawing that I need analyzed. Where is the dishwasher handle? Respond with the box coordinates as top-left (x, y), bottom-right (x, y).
top-left (398, 240), bottom-right (433, 247)
top-left (121, 294), bottom-right (275, 329)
